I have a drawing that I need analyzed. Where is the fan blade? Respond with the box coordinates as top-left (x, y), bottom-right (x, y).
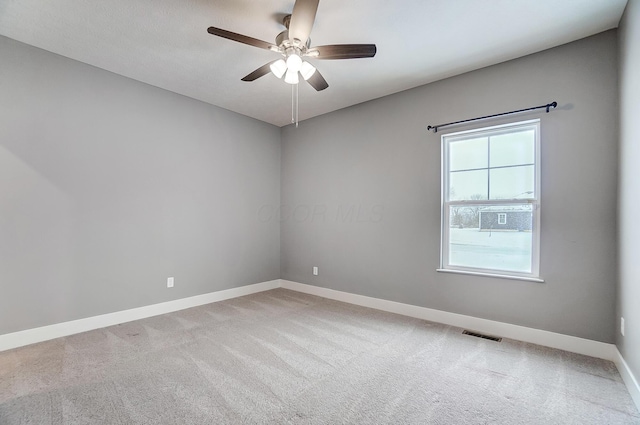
top-left (288, 0), bottom-right (319, 43)
top-left (310, 44), bottom-right (377, 60)
top-left (306, 69), bottom-right (328, 91)
top-left (207, 27), bottom-right (277, 51)
top-left (241, 62), bottom-right (276, 82)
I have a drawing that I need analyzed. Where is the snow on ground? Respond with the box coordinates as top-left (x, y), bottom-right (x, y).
top-left (449, 228), bottom-right (532, 273)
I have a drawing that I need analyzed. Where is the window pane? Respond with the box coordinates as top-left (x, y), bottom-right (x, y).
top-left (449, 205), bottom-right (481, 229)
top-left (449, 204), bottom-right (533, 273)
top-left (449, 169), bottom-right (488, 201)
top-left (489, 130), bottom-right (535, 167)
top-left (450, 137), bottom-right (488, 171)
top-left (489, 165), bottom-right (534, 199)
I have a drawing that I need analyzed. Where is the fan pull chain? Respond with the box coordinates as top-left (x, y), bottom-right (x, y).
top-left (295, 83), bottom-right (299, 128)
top-left (291, 84), bottom-right (295, 124)
top-left (290, 83), bottom-right (300, 127)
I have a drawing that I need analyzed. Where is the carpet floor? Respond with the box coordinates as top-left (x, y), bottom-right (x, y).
top-left (1, 288), bottom-right (638, 424)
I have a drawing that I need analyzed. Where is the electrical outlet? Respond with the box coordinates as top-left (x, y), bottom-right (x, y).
top-left (621, 317), bottom-right (625, 336)
top-left (167, 277), bottom-right (174, 288)
top-left (313, 266), bottom-right (318, 276)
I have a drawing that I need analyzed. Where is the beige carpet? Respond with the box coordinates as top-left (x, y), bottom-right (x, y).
top-left (1, 288), bottom-right (638, 424)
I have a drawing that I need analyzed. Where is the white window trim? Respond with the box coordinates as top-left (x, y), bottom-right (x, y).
top-left (497, 213), bottom-right (507, 225)
top-left (439, 119), bottom-right (542, 281)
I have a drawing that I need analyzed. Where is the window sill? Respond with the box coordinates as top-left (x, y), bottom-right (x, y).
top-left (436, 268), bottom-right (545, 283)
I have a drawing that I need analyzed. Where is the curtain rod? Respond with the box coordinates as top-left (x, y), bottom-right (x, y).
top-left (426, 101), bottom-right (557, 133)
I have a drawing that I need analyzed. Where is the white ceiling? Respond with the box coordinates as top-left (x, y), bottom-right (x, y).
top-left (0, 0), bottom-right (628, 127)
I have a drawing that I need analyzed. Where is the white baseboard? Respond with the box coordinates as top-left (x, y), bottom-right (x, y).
top-left (2, 277), bottom-right (637, 411)
top-left (0, 279), bottom-right (280, 352)
top-left (614, 347), bottom-right (640, 412)
top-left (284, 279), bottom-right (640, 411)
top-left (280, 280), bottom-right (616, 361)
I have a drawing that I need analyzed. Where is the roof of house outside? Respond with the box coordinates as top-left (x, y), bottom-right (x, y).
top-left (479, 205), bottom-right (533, 213)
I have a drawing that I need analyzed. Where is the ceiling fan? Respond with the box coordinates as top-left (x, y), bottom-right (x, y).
top-left (207, 0), bottom-right (377, 92)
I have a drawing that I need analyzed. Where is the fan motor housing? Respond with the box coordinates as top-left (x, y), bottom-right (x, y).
top-left (276, 30), bottom-right (310, 50)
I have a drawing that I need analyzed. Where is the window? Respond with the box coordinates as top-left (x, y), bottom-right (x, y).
top-left (440, 120), bottom-right (541, 280)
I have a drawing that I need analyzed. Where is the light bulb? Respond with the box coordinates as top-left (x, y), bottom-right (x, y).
top-left (270, 59), bottom-right (287, 79)
top-left (300, 61), bottom-right (316, 80)
top-left (286, 54), bottom-right (303, 73)
top-left (284, 69), bottom-right (299, 84)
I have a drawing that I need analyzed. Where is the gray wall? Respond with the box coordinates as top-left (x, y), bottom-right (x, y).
top-left (0, 28), bottom-right (624, 347)
top-left (0, 36), bottom-right (281, 335)
top-left (281, 31), bottom-right (619, 343)
top-left (617, 0), bottom-right (640, 380)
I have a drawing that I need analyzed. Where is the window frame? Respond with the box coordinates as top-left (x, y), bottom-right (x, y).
top-left (439, 119), bottom-right (542, 281)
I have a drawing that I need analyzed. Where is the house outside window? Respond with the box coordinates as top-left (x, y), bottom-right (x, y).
top-left (439, 119), bottom-right (541, 280)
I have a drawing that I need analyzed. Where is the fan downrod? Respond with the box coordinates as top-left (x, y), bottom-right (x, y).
top-left (276, 14), bottom-right (311, 49)
top-left (282, 14), bottom-right (291, 29)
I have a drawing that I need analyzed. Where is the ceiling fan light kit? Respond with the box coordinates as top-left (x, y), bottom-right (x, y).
top-left (285, 51), bottom-right (303, 72)
top-left (207, 0), bottom-right (377, 124)
top-left (284, 69), bottom-right (300, 85)
top-left (270, 59), bottom-right (287, 79)
top-left (299, 61), bottom-right (317, 81)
